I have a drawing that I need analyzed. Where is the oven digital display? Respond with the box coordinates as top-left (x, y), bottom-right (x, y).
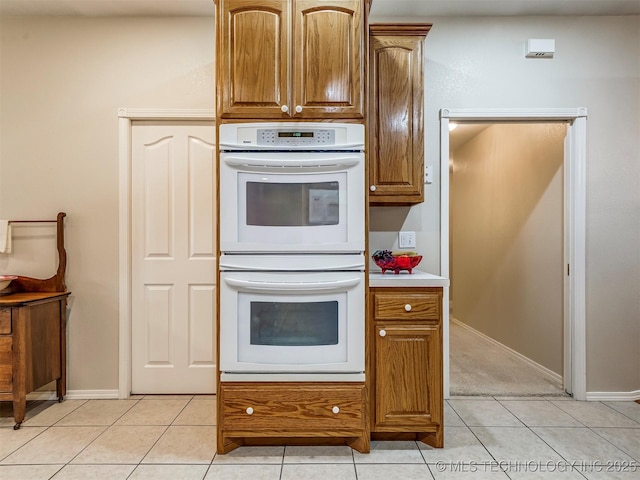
top-left (278, 132), bottom-right (314, 138)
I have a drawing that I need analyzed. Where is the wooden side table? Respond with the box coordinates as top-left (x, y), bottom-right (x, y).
top-left (0, 291), bottom-right (70, 429)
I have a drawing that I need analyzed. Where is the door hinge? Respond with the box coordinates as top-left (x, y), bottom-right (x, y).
top-left (567, 264), bottom-right (570, 276)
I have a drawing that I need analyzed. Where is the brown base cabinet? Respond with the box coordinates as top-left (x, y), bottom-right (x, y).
top-left (0, 292), bottom-right (69, 429)
top-left (369, 287), bottom-right (443, 447)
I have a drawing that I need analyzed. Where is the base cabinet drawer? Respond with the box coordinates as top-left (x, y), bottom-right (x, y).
top-left (220, 383), bottom-right (365, 431)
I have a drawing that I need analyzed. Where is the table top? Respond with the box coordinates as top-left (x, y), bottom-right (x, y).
top-left (0, 291), bottom-right (71, 306)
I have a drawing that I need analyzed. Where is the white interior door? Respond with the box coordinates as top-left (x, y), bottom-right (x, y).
top-left (131, 122), bottom-right (216, 394)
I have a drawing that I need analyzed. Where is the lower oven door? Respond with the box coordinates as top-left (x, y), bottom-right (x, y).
top-left (219, 270), bottom-right (365, 376)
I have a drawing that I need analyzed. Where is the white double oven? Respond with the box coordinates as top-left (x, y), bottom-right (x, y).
top-left (219, 123), bottom-right (366, 382)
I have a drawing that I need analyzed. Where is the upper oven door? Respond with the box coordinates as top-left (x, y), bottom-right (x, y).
top-left (220, 151), bottom-right (365, 253)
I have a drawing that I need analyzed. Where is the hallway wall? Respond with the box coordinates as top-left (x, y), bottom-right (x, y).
top-left (450, 123), bottom-right (566, 374)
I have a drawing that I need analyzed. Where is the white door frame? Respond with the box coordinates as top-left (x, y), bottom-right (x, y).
top-left (440, 108), bottom-right (587, 401)
top-left (117, 108), bottom-right (216, 399)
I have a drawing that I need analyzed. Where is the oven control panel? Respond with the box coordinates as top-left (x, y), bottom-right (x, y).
top-left (219, 123), bottom-right (364, 151)
top-left (257, 129), bottom-right (335, 147)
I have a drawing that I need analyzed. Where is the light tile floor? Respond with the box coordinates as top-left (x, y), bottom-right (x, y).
top-left (1, 396), bottom-right (639, 479)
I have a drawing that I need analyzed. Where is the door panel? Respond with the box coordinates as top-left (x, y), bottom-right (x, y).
top-left (132, 123), bottom-right (216, 394)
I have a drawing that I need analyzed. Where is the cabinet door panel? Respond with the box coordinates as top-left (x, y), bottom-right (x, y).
top-left (369, 27), bottom-right (429, 204)
top-left (375, 324), bottom-right (441, 427)
top-left (219, 0), bottom-right (289, 118)
top-left (293, 0), bottom-right (364, 118)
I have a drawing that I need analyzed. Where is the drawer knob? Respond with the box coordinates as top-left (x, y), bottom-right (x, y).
top-left (404, 304), bottom-right (412, 312)
top-left (295, 105), bottom-right (303, 113)
top-left (379, 329), bottom-right (386, 337)
top-left (369, 185), bottom-right (377, 192)
top-left (281, 105), bottom-right (289, 113)
top-left (332, 406), bottom-right (340, 414)
top-left (246, 407), bottom-right (254, 415)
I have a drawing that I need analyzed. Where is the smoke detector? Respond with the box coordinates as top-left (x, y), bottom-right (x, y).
top-left (525, 39), bottom-right (555, 58)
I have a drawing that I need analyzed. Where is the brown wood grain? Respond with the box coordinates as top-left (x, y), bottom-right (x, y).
top-left (369, 287), bottom-right (444, 448)
top-left (368, 24), bottom-right (431, 205)
top-left (217, 0), bottom-right (365, 120)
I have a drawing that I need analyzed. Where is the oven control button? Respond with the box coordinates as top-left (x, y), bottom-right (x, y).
top-left (295, 105), bottom-right (303, 113)
top-left (332, 406), bottom-right (340, 414)
top-left (379, 329), bottom-right (386, 337)
top-left (246, 407), bottom-right (254, 415)
top-left (281, 105), bottom-right (289, 113)
top-left (404, 304), bottom-right (412, 312)
top-left (370, 185), bottom-right (377, 192)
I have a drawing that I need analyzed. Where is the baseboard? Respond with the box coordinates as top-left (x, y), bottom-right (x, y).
top-left (585, 390), bottom-right (640, 402)
top-left (451, 318), bottom-right (563, 385)
top-left (26, 389), bottom-right (120, 401)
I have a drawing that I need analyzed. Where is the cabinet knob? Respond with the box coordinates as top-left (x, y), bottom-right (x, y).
top-left (246, 407), bottom-right (254, 415)
top-left (370, 185), bottom-right (377, 192)
top-left (404, 304), bottom-right (412, 312)
top-left (295, 105), bottom-right (303, 113)
top-left (332, 406), bottom-right (340, 414)
top-left (281, 105), bottom-right (289, 113)
top-left (379, 329), bottom-right (386, 337)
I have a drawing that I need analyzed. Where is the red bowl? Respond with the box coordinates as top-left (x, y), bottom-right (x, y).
top-left (373, 255), bottom-right (422, 274)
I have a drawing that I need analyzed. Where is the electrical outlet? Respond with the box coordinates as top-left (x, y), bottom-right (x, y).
top-left (398, 231), bottom-right (416, 249)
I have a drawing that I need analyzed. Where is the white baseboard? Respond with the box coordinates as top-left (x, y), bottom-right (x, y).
top-left (451, 317), bottom-right (563, 385)
top-left (585, 390), bottom-right (640, 402)
top-left (26, 390), bottom-right (120, 401)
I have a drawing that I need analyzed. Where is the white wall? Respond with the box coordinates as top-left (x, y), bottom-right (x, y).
top-left (450, 123), bottom-right (566, 374)
top-left (368, 14), bottom-right (640, 394)
top-left (0, 16), bottom-right (215, 393)
top-left (1, 14), bottom-right (638, 394)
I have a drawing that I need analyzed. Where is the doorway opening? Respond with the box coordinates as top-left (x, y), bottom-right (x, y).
top-left (440, 109), bottom-right (587, 401)
top-left (449, 122), bottom-right (566, 396)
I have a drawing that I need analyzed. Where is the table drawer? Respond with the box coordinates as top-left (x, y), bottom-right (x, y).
top-left (0, 336), bottom-right (12, 392)
top-left (0, 309), bottom-right (10, 334)
top-left (373, 293), bottom-right (440, 321)
top-left (220, 383), bottom-right (365, 431)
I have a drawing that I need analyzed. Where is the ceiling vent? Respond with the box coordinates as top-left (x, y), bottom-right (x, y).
top-left (525, 39), bottom-right (555, 58)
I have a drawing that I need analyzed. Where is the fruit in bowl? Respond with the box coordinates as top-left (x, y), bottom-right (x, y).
top-left (372, 250), bottom-right (422, 274)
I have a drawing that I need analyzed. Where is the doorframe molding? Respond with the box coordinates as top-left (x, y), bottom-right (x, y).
top-left (439, 107), bottom-right (587, 401)
top-left (117, 108), bottom-right (216, 399)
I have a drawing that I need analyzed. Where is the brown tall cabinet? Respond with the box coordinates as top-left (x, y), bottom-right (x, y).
top-left (217, 0), bottom-right (366, 119)
top-left (214, 0), bottom-right (371, 454)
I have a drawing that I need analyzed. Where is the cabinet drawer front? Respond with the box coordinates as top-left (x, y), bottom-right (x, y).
top-left (221, 383), bottom-right (365, 431)
top-left (0, 309), bottom-right (10, 334)
top-left (373, 293), bottom-right (440, 321)
top-left (0, 336), bottom-right (12, 392)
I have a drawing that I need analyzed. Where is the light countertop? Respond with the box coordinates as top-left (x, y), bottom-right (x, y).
top-left (369, 270), bottom-right (449, 288)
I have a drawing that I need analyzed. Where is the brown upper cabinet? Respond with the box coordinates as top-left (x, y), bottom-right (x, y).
top-left (368, 24), bottom-right (431, 205)
top-left (216, 0), bottom-right (367, 120)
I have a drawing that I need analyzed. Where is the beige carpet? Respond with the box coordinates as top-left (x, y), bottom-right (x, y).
top-left (450, 320), bottom-right (566, 397)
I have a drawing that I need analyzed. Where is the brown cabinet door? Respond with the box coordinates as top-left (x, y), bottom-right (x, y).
top-left (292, 0), bottom-right (364, 119)
top-left (374, 323), bottom-right (442, 429)
top-left (368, 25), bottom-right (430, 204)
top-left (218, 0), bottom-right (290, 118)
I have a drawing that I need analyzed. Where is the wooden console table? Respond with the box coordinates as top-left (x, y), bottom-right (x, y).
top-left (0, 291), bottom-right (70, 429)
top-left (0, 212), bottom-right (70, 429)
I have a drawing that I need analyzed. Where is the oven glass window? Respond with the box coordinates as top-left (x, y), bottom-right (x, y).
top-left (246, 181), bottom-right (339, 226)
top-left (249, 301), bottom-right (339, 346)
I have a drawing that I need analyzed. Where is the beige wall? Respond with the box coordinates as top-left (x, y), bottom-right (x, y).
top-left (1, 13), bottom-right (638, 394)
top-left (0, 16), bottom-right (215, 392)
top-left (450, 123), bottom-right (566, 374)
top-left (368, 14), bottom-right (640, 394)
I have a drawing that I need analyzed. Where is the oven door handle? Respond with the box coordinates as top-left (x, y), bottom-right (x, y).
top-left (223, 277), bottom-right (362, 293)
top-left (223, 155), bottom-right (361, 169)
